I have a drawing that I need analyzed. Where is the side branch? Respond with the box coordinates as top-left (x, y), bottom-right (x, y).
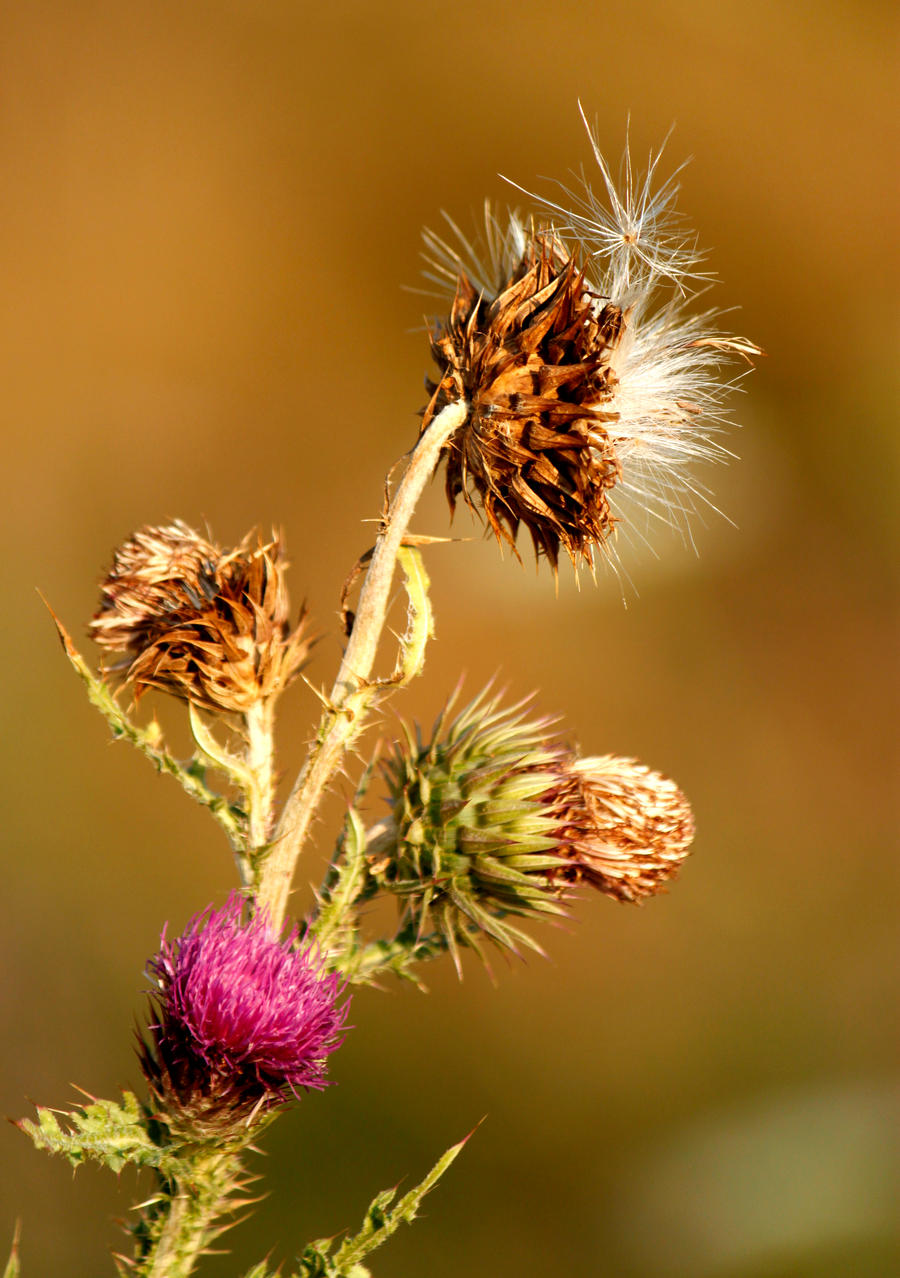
top-left (256, 400), bottom-right (467, 929)
top-left (47, 609), bottom-right (246, 853)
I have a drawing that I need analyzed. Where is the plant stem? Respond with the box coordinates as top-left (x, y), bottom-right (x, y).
top-left (137, 1151), bottom-right (243, 1278)
top-left (244, 699), bottom-right (275, 860)
top-left (256, 400), bottom-right (467, 930)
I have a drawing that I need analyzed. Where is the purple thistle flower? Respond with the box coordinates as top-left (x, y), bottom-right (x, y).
top-left (140, 893), bottom-right (348, 1136)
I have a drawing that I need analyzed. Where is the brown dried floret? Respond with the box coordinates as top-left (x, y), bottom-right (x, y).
top-left (90, 521), bottom-right (313, 714)
top-left (556, 755), bottom-right (695, 902)
top-left (423, 233), bottom-right (624, 570)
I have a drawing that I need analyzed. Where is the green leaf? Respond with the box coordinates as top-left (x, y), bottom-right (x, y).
top-left (3, 1223), bottom-right (20, 1278)
top-left (327, 1129), bottom-right (475, 1273)
top-left (293, 1131), bottom-right (473, 1276)
top-left (17, 1091), bottom-right (173, 1175)
top-left (310, 805), bottom-right (370, 958)
top-left (45, 606), bottom-right (246, 854)
top-left (394, 545), bottom-right (433, 687)
top-left (294, 1241), bottom-right (335, 1278)
top-left (333, 927), bottom-right (452, 988)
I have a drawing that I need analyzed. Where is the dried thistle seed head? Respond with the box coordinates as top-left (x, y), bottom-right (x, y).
top-left (139, 894), bottom-right (348, 1139)
top-left (423, 232), bottom-right (623, 568)
top-left (421, 115), bottom-right (760, 573)
top-left (89, 520), bottom-right (220, 646)
top-left (375, 690), bottom-right (583, 970)
top-left (559, 755), bottom-right (695, 902)
top-left (90, 522), bottom-right (313, 713)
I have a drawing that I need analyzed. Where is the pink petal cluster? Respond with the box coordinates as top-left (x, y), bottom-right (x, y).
top-left (144, 894), bottom-right (348, 1122)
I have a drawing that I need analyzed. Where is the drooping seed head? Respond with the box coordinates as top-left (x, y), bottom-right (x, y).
top-left (140, 893), bottom-right (348, 1137)
top-left (90, 521), bottom-right (313, 713)
top-left (421, 112), bottom-right (760, 573)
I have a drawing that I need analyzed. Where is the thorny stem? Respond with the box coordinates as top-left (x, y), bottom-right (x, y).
top-left (334, 930), bottom-right (452, 985)
top-left (244, 699), bottom-right (276, 862)
top-left (256, 400), bottom-right (468, 930)
top-left (136, 1151), bottom-right (243, 1278)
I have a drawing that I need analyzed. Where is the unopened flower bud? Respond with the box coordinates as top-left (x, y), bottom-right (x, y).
top-left (139, 894), bottom-right (348, 1138)
top-left (375, 691), bottom-right (577, 966)
top-left (375, 691), bottom-right (696, 967)
top-left (421, 114), bottom-right (760, 572)
top-left (90, 521), bottom-right (313, 713)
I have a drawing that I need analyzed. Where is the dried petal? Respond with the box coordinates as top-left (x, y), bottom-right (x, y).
top-left (560, 755), bottom-right (695, 901)
top-left (90, 522), bottom-right (313, 713)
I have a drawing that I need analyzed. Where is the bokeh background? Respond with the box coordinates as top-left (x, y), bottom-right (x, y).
top-left (2, 2), bottom-right (897, 1275)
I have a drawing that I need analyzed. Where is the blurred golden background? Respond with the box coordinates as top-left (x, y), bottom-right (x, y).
top-left (2, 1), bottom-right (897, 1275)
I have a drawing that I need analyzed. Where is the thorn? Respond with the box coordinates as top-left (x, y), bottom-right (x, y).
top-left (459, 1114), bottom-right (488, 1146)
top-left (38, 592), bottom-right (77, 654)
top-left (300, 675), bottom-right (338, 713)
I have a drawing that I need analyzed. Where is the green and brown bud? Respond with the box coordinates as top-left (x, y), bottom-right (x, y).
top-left (90, 521), bottom-right (313, 714)
top-left (373, 690), bottom-right (695, 969)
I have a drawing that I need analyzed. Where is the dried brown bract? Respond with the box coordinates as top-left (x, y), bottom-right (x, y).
top-left (424, 233), bottom-right (625, 569)
top-left (557, 755), bottom-right (695, 902)
top-left (90, 521), bottom-right (313, 714)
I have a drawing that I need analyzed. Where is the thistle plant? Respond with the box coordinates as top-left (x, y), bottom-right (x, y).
top-left (15, 109), bottom-right (759, 1277)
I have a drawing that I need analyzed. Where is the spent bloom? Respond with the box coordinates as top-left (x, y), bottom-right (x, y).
top-left (140, 894), bottom-right (348, 1135)
top-left (559, 755), bottom-right (695, 902)
top-left (421, 109), bottom-right (760, 572)
top-left (371, 690), bottom-right (694, 970)
top-left (90, 520), bottom-right (313, 713)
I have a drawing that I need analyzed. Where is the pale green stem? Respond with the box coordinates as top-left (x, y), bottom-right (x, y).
top-left (256, 400), bottom-right (468, 930)
top-left (137, 1151), bottom-right (242, 1278)
top-left (244, 699), bottom-right (276, 862)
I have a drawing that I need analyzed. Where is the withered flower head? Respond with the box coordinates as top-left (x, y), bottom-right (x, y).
top-left (374, 689), bottom-right (695, 971)
top-left (139, 893), bottom-right (348, 1139)
top-left (558, 755), bottom-right (695, 903)
top-left (90, 520), bottom-right (313, 713)
top-left (421, 109), bottom-right (760, 572)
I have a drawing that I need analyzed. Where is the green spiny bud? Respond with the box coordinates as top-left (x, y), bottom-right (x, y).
top-left (373, 690), bottom-right (580, 971)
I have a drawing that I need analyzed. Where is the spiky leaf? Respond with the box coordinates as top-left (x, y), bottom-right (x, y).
top-left (17, 1092), bottom-right (169, 1174)
top-left (47, 608), bottom-right (246, 851)
top-left (3, 1224), bottom-right (20, 1278)
top-left (293, 1131), bottom-right (471, 1277)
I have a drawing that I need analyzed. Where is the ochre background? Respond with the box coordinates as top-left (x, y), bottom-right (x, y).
top-left (1, 2), bottom-right (897, 1275)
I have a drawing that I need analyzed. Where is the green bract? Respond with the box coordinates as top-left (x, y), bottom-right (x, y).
top-left (375, 691), bottom-right (577, 969)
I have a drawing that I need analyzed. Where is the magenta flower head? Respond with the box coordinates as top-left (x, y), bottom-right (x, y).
top-left (140, 893), bottom-right (348, 1137)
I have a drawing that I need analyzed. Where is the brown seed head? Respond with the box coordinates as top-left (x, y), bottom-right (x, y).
top-left (421, 119), bottom-right (762, 575)
top-left (424, 232), bottom-right (624, 570)
top-left (555, 755), bottom-right (695, 902)
top-left (90, 521), bottom-right (313, 713)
